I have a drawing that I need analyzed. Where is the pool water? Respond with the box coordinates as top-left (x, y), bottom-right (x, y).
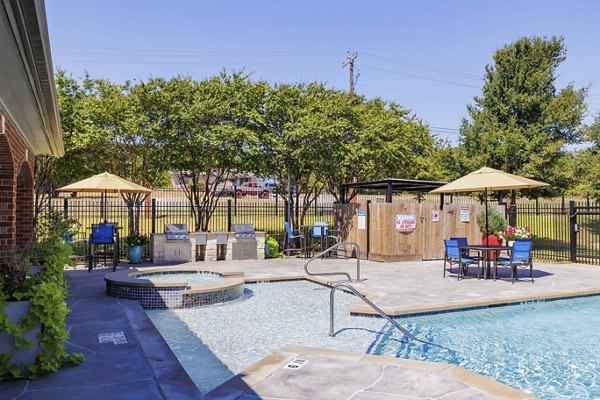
top-left (146, 281), bottom-right (600, 398)
top-left (138, 271), bottom-right (223, 286)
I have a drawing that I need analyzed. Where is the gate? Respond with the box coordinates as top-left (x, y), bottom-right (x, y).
top-left (570, 202), bottom-right (600, 265)
top-left (508, 201), bottom-right (600, 265)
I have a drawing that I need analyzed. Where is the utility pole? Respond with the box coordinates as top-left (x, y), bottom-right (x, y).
top-left (342, 52), bottom-right (358, 94)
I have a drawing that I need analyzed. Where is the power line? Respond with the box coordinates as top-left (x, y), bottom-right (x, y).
top-left (54, 45), bottom-right (345, 56)
top-left (54, 59), bottom-right (340, 66)
top-left (360, 64), bottom-right (481, 89)
top-left (361, 52), bottom-right (481, 81)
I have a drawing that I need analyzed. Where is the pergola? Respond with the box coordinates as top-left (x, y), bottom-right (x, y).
top-left (340, 178), bottom-right (447, 205)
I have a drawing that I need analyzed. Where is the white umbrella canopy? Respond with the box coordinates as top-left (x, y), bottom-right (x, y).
top-left (58, 172), bottom-right (152, 221)
top-left (431, 167), bottom-right (549, 244)
top-left (430, 167), bottom-right (549, 194)
top-left (57, 172), bottom-right (152, 194)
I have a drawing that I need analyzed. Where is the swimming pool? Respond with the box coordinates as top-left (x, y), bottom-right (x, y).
top-left (146, 281), bottom-right (600, 398)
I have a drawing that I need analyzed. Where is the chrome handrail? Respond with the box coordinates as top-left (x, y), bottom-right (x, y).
top-left (329, 282), bottom-right (417, 339)
top-left (303, 241), bottom-right (361, 282)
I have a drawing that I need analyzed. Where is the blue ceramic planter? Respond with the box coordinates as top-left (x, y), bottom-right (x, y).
top-left (128, 245), bottom-right (143, 264)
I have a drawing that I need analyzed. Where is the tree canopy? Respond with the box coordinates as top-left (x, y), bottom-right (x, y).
top-left (458, 36), bottom-right (587, 196)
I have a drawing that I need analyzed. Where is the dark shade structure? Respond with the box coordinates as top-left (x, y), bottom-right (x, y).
top-left (340, 178), bottom-right (447, 204)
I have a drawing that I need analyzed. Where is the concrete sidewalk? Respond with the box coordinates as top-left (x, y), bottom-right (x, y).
top-left (0, 267), bottom-right (202, 400)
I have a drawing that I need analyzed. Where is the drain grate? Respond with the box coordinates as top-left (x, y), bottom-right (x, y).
top-left (98, 331), bottom-right (128, 345)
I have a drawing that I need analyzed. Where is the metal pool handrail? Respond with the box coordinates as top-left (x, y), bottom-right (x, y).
top-left (329, 282), bottom-right (417, 339)
top-left (304, 242), bottom-right (361, 282)
top-left (329, 282), bottom-right (459, 362)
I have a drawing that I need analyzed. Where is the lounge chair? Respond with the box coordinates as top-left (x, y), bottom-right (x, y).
top-left (444, 239), bottom-right (480, 280)
top-left (494, 239), bottom-right (533, 283)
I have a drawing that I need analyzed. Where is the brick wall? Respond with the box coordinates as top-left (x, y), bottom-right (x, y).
top-left (0, 106), bottom-right (35, 263)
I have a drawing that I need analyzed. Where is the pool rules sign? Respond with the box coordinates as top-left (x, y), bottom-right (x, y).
top-left (395, 214), bottom-right (416, 233)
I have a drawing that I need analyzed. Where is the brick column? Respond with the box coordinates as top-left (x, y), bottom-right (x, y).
top-left (15, 162), bottom-right (34, 246)
top-left (0, 107), bottom-right (36, 264)
top-left (0, 134), bottom-right (16, 262)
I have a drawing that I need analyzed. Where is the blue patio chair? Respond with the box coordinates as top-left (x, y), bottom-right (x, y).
top-left (494, 239), bottom-right (533, 283)
top-left (450, 237), bottom-right (482, 260)
top-left (283, 221), bottom-right (305, 256)
top-left (444, 239), bottom-right (480, 280)
top-left (88, 222), bottom-right (119, 272)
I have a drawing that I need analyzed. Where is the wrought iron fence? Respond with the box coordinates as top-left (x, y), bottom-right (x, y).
top-left (507, 201), bottom-right (600, 265)
top-left (43, 192), bottom-right (600, 265)
top-left (49, 195), bottom-right (335, 261)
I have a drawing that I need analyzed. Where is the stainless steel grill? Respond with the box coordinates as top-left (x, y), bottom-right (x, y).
top-left (165, 223), bottom-right (189, 240)
top-left (233, 223), bottom-right (256, 239)
top-left (232, 223), bottom-right (257, 260)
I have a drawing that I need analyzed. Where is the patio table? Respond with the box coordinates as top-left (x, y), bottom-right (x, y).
top-left (459, 244), bottom-right (512, 279)
top-left (301, 224), bottom-right (338, 258)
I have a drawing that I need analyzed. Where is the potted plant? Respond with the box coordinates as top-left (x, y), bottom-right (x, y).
top-left (0, 224), bottom-right (83, 379)
top-left (62, 217), bottom-right (82, 236)
top-left (126, 233), bottom-right (148, 264)
top-left (499, 226), bottom-right (532, 247)
top-left (476, 206), bottom-right (507, 258)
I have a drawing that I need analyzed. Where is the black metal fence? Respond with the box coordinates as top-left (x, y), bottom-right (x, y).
top-left (53, 196), bottom-right (336, 261)
top-left (507, 201), bottom-right (600, 265)
top-left (46, 192), bottom-right (600, 265)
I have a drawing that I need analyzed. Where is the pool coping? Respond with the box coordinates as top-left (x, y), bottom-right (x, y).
top-left (207, 344), bottom-right (537, 400)
top-left (240, 274), bottom-right (600, 318)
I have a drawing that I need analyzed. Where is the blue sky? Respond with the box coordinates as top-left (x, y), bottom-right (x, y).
top-left (46, 1), bottom-right (600, 143)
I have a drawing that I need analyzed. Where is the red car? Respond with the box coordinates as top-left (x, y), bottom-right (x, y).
top-left (235, 182), bottom-right (270, 199)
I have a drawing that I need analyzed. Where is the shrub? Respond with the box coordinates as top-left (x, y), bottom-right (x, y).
top-left (125, 234), bottom-right (148, 247)
top-left (476, 206), bottom-right (507, 235)
top-left (265, 235), bottom-right (284, 258)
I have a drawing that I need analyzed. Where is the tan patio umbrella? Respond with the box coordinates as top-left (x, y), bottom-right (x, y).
top-left (431, 167), bottom-right (549, 244)
top-left (58, 172), bottom-right (151, 221)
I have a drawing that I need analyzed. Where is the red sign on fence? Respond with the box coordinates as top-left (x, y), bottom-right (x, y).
top-left (395, 214), bottom-right (416, 233)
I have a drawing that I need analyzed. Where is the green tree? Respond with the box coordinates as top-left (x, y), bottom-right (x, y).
top-left (459, 36), bottom-right (587, 197)
top-left (166, 72), bottom-right (267, 231)
top-left (54, 71), bottom-right (171, 234)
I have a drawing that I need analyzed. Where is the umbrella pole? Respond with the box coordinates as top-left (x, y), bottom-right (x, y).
top-left (104, 190), bottom-right (108, 223)
top-left (485, 188), bottom-right (489, 246)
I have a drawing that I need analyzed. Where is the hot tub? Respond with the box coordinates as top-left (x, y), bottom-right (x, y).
top-left (105, 267), bottom-right (244, 309)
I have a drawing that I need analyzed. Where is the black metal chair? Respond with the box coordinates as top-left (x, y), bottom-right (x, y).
top-left (88, 222), bottom-right (119, 272)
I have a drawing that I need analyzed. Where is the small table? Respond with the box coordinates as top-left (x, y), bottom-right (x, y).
top-left (459, 245), bottom-right (512, 279)
top-left (301, 224), bottom-right (338, 258)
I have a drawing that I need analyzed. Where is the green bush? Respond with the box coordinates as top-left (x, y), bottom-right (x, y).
top-left (476, 206), bottom-right (507, 235)
top-left (265, 235), bottom-right (285, 258)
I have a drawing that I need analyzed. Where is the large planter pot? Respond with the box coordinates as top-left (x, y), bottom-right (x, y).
top-left (482, 234), bottom-right (501, 260)
top-left (0, 300), bottom-right (40, 378)
top-left (128, 245), bottom-right (143, 264)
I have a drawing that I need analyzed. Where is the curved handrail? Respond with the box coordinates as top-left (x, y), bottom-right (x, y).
top-left (330, 282), bottom-right (460, 362)
top-left (304, 241), bottom-right (361, 282)
top-left (329, 282), bottom-right (417, 339)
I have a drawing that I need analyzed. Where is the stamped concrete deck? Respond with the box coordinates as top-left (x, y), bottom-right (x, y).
top-left (180, 257), bottom-right (600, 316)
top-left (2, 257), bottom-right (598, 399)
top-left (207, 344), bottom-right (535, 400)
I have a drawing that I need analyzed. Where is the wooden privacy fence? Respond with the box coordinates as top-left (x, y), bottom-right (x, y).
top-left (337, 202), bottom-right (503, 261)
